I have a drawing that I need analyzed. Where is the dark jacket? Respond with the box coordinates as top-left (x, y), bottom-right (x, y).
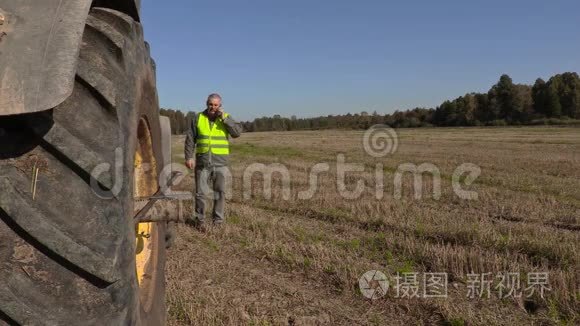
top-left (184, 109), bottom-right (242, 167)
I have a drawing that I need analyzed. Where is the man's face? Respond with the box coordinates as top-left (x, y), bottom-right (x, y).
top-left (207, 98), bottom-right (222, 117)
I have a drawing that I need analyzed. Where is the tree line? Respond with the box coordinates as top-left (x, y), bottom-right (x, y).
top-left (242, 72), bottom-right (580, 131)
top-left (161, 72), bottom-right (580, 134)
top-left (159, 109), bottom-right (195, 135)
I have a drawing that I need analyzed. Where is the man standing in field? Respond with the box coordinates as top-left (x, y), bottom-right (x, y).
top-left (184, 93), bottom-right (242, 231)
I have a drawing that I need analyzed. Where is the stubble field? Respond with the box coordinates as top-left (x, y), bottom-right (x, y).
top-left (165, 126), bottom-right (579, 325)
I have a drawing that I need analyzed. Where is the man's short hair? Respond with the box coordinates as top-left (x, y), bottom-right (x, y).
top-left (207, 93), bottom-right (222, 104)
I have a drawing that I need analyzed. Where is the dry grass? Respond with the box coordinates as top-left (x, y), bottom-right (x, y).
top-left (166, 126), bottom-right (579, 325)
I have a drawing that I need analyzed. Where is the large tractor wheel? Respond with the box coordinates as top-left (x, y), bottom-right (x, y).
top-left (0, 7), bottom-right (167, 325)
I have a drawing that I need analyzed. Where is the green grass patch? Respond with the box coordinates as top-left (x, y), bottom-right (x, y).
top-left (336, 238), bottom-right (361, 251)
top-left (228, 214), bottom-right (241, 225)
top-left (203, 238), bottom-right (220, 252)
top-left (302, 256), bottom-right (313, 269)
top-left (395, 260), bottom-right (415, 275)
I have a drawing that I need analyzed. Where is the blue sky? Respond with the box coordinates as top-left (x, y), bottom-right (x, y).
top-left (140, 0), bottom-right (580, 121)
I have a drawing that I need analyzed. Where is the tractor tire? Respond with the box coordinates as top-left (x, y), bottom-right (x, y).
top-left (0, 7), bottom-right (166, 326)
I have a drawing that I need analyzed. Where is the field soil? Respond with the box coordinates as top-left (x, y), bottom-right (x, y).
top-left (166, 126), bottom-right (579, 325)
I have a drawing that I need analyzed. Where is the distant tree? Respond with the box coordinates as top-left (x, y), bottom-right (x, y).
top-left (557, 72), bottom-right (580, 118)
top-left (185, 111), bottom-right (195, 129)
top-left (488, 74), bottom-right (524, 122)
top-left (474, 93), bottom-right (490, 123)
top-left (532, 78), bottom-right (548, 116)
top-left (546, 84), bottom-right (562, 117)
top-left (160, 109), bottom-right (213, 134)
top-left (514, 84), bottom-right (533, 122)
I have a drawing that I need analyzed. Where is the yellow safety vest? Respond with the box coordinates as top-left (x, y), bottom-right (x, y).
top-left (196, 112), bottom-right (230, 155)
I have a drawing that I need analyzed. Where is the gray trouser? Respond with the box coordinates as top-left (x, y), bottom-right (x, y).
top-left (194, 165), bottom-right (228, 223)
